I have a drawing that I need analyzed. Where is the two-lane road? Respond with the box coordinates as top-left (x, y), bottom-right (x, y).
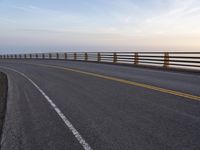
top-left (0, 60), bottom-right (200, 150)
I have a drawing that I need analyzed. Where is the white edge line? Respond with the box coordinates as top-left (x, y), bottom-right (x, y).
top-left (0, 66), bottom-right (92, 150)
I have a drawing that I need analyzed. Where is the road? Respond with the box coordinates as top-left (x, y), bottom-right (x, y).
top-left (0, 59), bottom-right (200, 150)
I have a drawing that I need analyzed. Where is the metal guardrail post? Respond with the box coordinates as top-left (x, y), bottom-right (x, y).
top-left (19, 54), bottom-right (22, 59)
top-left (30, 54), bottom-right (32, 59)
top-left (74, 53), bottom-right (77, 60)
top-left (56, 53), bottom-right (59, 59)
top-left (36, 54), bottom-right (38, 59)
top-left (164, 52), bottom-right (170, 68)
top-left (134, 53), bottom-right (139, 65)
top-left (24, 54), bottom-right (26, 59)
top-left (64, 53), bottom-right (67, 60)
top-left (113, 52), bottom-right (117, 63)
top-left (84, 53), bottom-right (88, 61)
top-left (97, 52), bottom-right (101, 62)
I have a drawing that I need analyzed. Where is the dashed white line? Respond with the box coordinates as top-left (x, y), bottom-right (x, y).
top-left (0, 66), bottom-right (93, 150)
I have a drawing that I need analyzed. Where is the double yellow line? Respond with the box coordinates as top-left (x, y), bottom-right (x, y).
top-left (30, 63), bottom-right (200, 102)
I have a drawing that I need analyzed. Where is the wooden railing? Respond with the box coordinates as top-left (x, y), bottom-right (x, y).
top-left (0, 52), bottom-right (200, 71)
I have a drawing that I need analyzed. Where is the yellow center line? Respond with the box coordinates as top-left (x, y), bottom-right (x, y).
top-left (28, 62), bottom-right (200, 102)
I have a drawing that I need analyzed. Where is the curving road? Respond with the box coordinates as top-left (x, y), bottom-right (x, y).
top-left (0, 60), bottom-right (200, 150)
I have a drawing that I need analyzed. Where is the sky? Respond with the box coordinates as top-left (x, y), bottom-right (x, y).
top-left (0, 0), bottom-right (200, 54)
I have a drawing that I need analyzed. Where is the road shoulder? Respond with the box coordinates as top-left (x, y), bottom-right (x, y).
top-left (0, 72), bottom-right (8, 144)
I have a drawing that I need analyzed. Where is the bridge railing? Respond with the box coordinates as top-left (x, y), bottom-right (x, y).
top-left (1, 52), bottom-right (200, 71)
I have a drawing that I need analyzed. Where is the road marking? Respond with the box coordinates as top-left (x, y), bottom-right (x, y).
top-left (33, 63), bottom-right (200, 102)
top-left (0, 66), bottom-right (93, 150)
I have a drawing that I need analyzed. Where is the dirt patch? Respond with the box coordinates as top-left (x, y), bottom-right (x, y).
top-left (0, 72), bottom-right (8, 141)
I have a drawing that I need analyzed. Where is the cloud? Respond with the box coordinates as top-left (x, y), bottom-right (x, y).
top-left (1, 0), bottom-right (200, 52)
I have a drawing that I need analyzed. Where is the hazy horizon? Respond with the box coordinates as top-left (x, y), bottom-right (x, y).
top-left (1, 0), bottom-right (200, 54)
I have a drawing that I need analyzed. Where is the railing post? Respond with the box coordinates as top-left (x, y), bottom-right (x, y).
top-left (164, 52), bottom-right (170, 68)
top-left (134, 53), bottom-right (139, 65)
top-left (97, 52), bottom-right (101, 62)
top-left (19, 54), bottom-right (22, 59)
top-left (30, 54), bottom-right (32, 59)
top-left (84, 53), bottom-right (88, 61)
top-left (113, 52), bottom-right (117, 63)
top-left (64, 53), bottom-right (67, 60)
top-left (42, 53), bottom-right (45, 59)
top-left (49, 53), bottom-right (52, 59)
top-left (74, 53), bottom-right (77, 60)
top-left (24, 54), bottom-right (26, 59)
top-left (36, 54), bottom-right (38, 59)
top-left (56, 53), bottom-right (59, 59)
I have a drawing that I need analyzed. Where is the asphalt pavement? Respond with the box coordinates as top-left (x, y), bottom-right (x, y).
top-left (0, 59), bottom-right (200, 150)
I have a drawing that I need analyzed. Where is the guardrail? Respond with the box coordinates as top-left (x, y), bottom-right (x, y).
top-left (0, 52), bottom-right (200, 71)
